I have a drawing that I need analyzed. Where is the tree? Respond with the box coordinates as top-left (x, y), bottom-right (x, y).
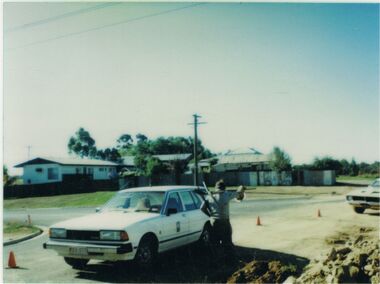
top-left (3, 165), bottom-right (9, 185)
top-left (340, 159), bottom-right (351, 175)
top-left (350, 159), bottom-right (359, 176)
top-left (68, 128), bottom-right (97, 158)
top-left (136, 133), bottom-right (148, 144)
top-left (97, 148), bottom-right (121, 163)
top-left (311, 157), bottom-right (342, 173)
top-left (269, 147), bottom-right (292, 171)
top-left (116, 134), bottom-right (133, 150)
top-left (145, 157), bottom-right (168, 177)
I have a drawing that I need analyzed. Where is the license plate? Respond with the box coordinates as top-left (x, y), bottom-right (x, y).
top-left (69, 247), bottom-right (88, 256)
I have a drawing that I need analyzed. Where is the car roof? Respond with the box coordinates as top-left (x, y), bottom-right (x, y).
top-left (119, 185), bottom-right (201, 193)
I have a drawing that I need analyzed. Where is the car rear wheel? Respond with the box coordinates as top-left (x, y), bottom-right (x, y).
top-left (353, 207), bottom-right (365, 214)
top-left (64, 257), bottom-right (89, 269)
top-left (135, 236), bottom-right (157, 268)
top-left (199, 223), bottom-right (212, 248)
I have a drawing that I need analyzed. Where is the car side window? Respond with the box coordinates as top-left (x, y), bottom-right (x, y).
top-left (190, 192), bottom-right (202, 209)
top-left (166, 192), bottom-right (183, 214)
top-left (179, 191), bottom-right (197, 211)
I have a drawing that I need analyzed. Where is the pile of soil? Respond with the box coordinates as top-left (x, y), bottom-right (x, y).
top-left (227, 260), bottom-right (297, 284)
top-left (297, 227), bottom-right (379, 284)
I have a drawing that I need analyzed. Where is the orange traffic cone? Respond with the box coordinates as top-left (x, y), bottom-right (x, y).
top-left (8, 251), bottom-right (17, 268)
top-left (256, 216), bottom-right (262, 226)
top-left (317, 209), bottom-right (322, 218)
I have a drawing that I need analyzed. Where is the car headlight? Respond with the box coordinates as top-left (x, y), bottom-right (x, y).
top-left (346, 196), bottom-right (353, 201)
top-left (99, 230), bottom-right (129, 241)
top-left (49, 228), bottom-right (67, 239)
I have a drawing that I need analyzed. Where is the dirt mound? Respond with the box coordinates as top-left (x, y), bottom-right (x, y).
top-left (227, 260), bottom-right (297, 284)
top-left (297, 227), bottom-right (379, 284)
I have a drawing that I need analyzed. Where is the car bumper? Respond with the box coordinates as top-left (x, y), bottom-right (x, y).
top-left (346, 198), bottom-right (380, 210)
top-left (43, 240), bottom-right (136, 261)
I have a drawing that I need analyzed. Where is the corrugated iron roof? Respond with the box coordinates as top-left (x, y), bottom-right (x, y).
top-left (217, 153), bottom-right (273, 164)
top-left (225, 147), bottom-right (263, 155)
top-left (153, 153), bottom-right (192, 162)
top-left (119, 153), bottom-right (192, 166)
top-left (15, 157), bottom-right (118, 168)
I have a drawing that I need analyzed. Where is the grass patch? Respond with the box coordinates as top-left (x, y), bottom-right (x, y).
top-left (4, 191), bottom-right (116, 209)
top-left (3, 222), bottom-right (39, 235)
top-left (337, 175), bottom-right (378, 181)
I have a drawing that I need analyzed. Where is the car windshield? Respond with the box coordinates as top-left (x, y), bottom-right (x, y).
top-left (370, 180), bottom-right (380, 188)
top-left (102, 191), bottom-right (165, 213)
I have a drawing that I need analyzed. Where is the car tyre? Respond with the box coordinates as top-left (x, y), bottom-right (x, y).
top-left (199, 223), bottom-right (212, 248)
top-left (64, 257), bottom-right (89, 269)
top-left (353, 207), bottom-right (365, 214)
top-left (135, 236), bottom-right (157, 268)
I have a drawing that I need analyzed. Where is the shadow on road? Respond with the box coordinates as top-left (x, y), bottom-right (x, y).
top-left (335, 182), bottom-right (368, 187)
top-left (75, 245), bottom-right (310, 283)
top-left (365, 211), bottom-right (380, 216)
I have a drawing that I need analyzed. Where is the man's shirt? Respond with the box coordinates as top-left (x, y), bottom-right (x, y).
top-left (208, 190), bottom-right (238, 220)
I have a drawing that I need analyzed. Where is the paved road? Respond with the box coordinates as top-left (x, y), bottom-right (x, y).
top-left (3, 196), bottom-right (344, 283)
top-left (4, 196), bottom-right (344, 226)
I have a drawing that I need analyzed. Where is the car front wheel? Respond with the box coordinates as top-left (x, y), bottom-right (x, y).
top-left (135, 237), bottom-right (157, 268)
top-left (64, 257), bottom-right (89, 269)
top-left (353, 207), bottom-right (365, 214)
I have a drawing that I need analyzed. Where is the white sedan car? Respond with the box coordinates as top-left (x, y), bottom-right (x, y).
top-left (43, 186), bottom-right (211, 269)
top-left (346, 178), bottom-right (380, 214)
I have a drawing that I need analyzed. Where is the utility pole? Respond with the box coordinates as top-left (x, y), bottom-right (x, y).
top-left (27, 145), bottom-right (32, 160)
top-left (188, 114), bottom-right (206, 186)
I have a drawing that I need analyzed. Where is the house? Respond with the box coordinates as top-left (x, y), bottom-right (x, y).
top-left (120, 154), bottom-right (192, 170)
top-left (213, 147), bottom-right (273, 172)
top-left (15, 157), bottom-right (118, 185)
top-left (119, 156), bottom-right (137, 174)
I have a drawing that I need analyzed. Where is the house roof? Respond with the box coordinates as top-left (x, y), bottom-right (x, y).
top-left (217, 153), bottom-right (272, 164)
top-left (216, 148), bottom-right (272, 165)
top-left (15, 157), bottom-right (118, 168)
top-left (153, 153), bottom-right (192, 162)
top-left (120, 153), bottom-right (192, 166)
top-left (225, 147), bottom-right (263, 155)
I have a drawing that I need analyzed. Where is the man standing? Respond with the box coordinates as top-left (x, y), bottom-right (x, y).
top-left (209, 180), bottom-right (245, 255)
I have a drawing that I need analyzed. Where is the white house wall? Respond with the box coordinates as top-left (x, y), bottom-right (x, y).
top-left (23, 164), bottom-right (62, 184)
top-left (22, 164), bottom-right (117, 184)
top-left (61, 165), bottom-right (116, 180)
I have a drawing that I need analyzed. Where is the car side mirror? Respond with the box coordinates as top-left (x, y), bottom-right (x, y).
top-left (166, 208), bottom-right (177, 216)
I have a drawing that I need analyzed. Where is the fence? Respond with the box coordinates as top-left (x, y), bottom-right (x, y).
top-left (4, 178), bottom-right (118, 199)
top-left (5, 170), bottom-right (336, 199)
top-left (119, 171), bottom-right (294, 189)
top-left (292, 170), bottom-right (336, 186)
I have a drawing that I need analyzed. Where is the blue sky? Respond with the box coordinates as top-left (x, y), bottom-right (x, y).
top-left (3, 3), bottom-right (379, 174)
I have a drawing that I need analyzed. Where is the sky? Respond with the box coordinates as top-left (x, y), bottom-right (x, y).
top-left (3, 2), bottom-right (379, 174)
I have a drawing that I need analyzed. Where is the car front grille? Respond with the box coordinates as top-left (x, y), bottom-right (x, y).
top-left (352, 196), bottom-right (379, 203)
top-left (366, 197), bottom-right (380, 203)
top-left (66, 230), bottom-right (99, 241)
top-left (352, 196), bottom-right (365, 201)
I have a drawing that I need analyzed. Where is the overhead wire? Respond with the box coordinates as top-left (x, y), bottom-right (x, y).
top-left (5, 2), bottom-right (121, 34)
top-left (6, 3), bottom-right (205, 51)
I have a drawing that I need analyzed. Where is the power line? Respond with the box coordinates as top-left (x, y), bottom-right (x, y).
top-left (5, 2), bottom-right (121, 34)
top-left (6, 3), bottom-right (205, 51)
